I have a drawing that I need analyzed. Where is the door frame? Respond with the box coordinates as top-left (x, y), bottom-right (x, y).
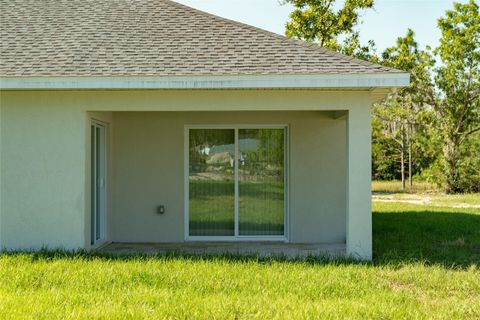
top-left (184, 124), bottom-right (289, 242)
top-left (91, 120), bottom-right (108, 246)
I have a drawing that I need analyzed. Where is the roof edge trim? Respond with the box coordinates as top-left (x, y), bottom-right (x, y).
top-left (0, 73), bottom-right (410, 90)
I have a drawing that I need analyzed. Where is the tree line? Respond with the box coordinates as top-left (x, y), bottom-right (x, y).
top-left (283, 0), bottom-right (480, 193)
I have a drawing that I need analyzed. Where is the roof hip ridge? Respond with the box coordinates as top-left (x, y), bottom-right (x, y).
top-left (161, 0), bottom-right (399, 73)
top-left (0, 0), bottom-right (409, 77)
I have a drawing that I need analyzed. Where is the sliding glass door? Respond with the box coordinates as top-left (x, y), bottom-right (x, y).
top-left (187, 126), bottom-right (287, 240)
top-left (91, 121), bottom-right (107, 245)
top-left (238, 129), bottom-right (285, 236)
top-left (188, 129), bottom-right (235, 236)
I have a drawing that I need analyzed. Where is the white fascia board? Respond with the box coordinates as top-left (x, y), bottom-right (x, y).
top-left (0, 73), bottom-right (410, 90)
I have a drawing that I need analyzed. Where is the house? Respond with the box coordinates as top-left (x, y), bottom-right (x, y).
top-left (0, 0), bottom-right (409, 260)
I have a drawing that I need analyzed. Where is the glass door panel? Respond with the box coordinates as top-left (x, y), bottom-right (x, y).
top-left (189, 129), bottom-right (235, 236)
top-left (91, 122), bottom-right (107, 245)
top-left (238, 129), bottom-right (285, 236)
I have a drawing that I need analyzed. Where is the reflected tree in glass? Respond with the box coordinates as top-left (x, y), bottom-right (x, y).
top-left (189, 129), bottom-right (235, 236)
top-left (238, 129), bottom-right (285, 235)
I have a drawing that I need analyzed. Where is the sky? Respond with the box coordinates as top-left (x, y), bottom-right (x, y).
top-left (175, 0), bottom-right (469, 53)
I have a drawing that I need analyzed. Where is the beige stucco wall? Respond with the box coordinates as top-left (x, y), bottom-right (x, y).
top-left (0, 100), bottom-right (87, 249)
top-left (112, 111), bottom-right (346, 243)
top-left (0, 90), bottom-right (372, 258)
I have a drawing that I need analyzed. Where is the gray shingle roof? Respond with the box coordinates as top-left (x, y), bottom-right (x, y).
top-left (0, 0), bottom-right (400, 77)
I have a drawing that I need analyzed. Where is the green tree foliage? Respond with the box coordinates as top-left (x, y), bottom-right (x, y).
top-left (284, 0), bottom-right (479, 193)
top-left (283, 0), bottom-right (374, 50)
top-left (340, 31), bottom-right (378, 61)
top-left (373, 30), bottom-right (438, 190)
top-left (240, 129), bottom-right (285, 178)
top-left (429, 0), bottom-right (480, 193)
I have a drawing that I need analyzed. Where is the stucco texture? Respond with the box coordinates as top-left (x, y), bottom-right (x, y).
top-left (0, 90), bottom-right (371, 258)
top-left (111, 111), bottom-right (346, 243)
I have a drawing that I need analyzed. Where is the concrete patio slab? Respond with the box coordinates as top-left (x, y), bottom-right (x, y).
top-left (98, 242), bottom-right (346, 259)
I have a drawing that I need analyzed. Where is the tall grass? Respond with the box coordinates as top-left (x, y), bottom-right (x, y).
top-left (372, 180), bottom-right (439, 193)
top-left (1, 200), bottom-right (479, 319)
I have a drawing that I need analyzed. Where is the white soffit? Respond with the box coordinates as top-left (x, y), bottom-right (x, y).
top-left (0, 73), bottom-right (410, 90)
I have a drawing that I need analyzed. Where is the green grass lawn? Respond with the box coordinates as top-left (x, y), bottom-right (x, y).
top-left (372, 180), bottom-right (440, 193)
top-left (1, 196), bottom-right (480, 319)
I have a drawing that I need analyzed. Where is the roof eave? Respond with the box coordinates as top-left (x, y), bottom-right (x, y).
top-left (0, 73), bottom-right (410, 90)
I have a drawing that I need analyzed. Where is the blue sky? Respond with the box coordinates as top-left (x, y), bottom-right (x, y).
top-left (175, 0), bottom-right (468, 53)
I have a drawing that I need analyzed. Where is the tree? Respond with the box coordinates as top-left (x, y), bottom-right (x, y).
top-left (373, 29), bottom-right (436, 190)
top-left (283, 0), bottom-right (374, 51)
top-left (283, 0), bottom-right (480, 193)
top-left (431, 0), bottom-right (480, 193)
top-left (340, 30), bottom-right (379, 62)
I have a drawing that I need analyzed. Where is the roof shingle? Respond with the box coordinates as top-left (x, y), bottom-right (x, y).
top-left (0, 0), bottom-right (401, 77)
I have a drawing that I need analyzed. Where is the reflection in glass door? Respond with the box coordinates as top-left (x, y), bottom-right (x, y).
top-left (188, 129), bottom-right (235, 236)
top-left (187, 126), bottom-right (287, 239)
top-left (238, 129), bottom-right (285, 235)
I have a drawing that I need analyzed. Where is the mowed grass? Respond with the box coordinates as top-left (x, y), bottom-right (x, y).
top-left (1, 197), bottom-right (480, 319)
top-left (373, 201), bottom-right (480, 265)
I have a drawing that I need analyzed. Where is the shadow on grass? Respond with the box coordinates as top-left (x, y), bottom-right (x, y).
top-left (373, 209), bottom-right (480, 268)
top-left (2, 209), bottom-right (479, 270)
top-left (2, 248), bottom-right (367, 269)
